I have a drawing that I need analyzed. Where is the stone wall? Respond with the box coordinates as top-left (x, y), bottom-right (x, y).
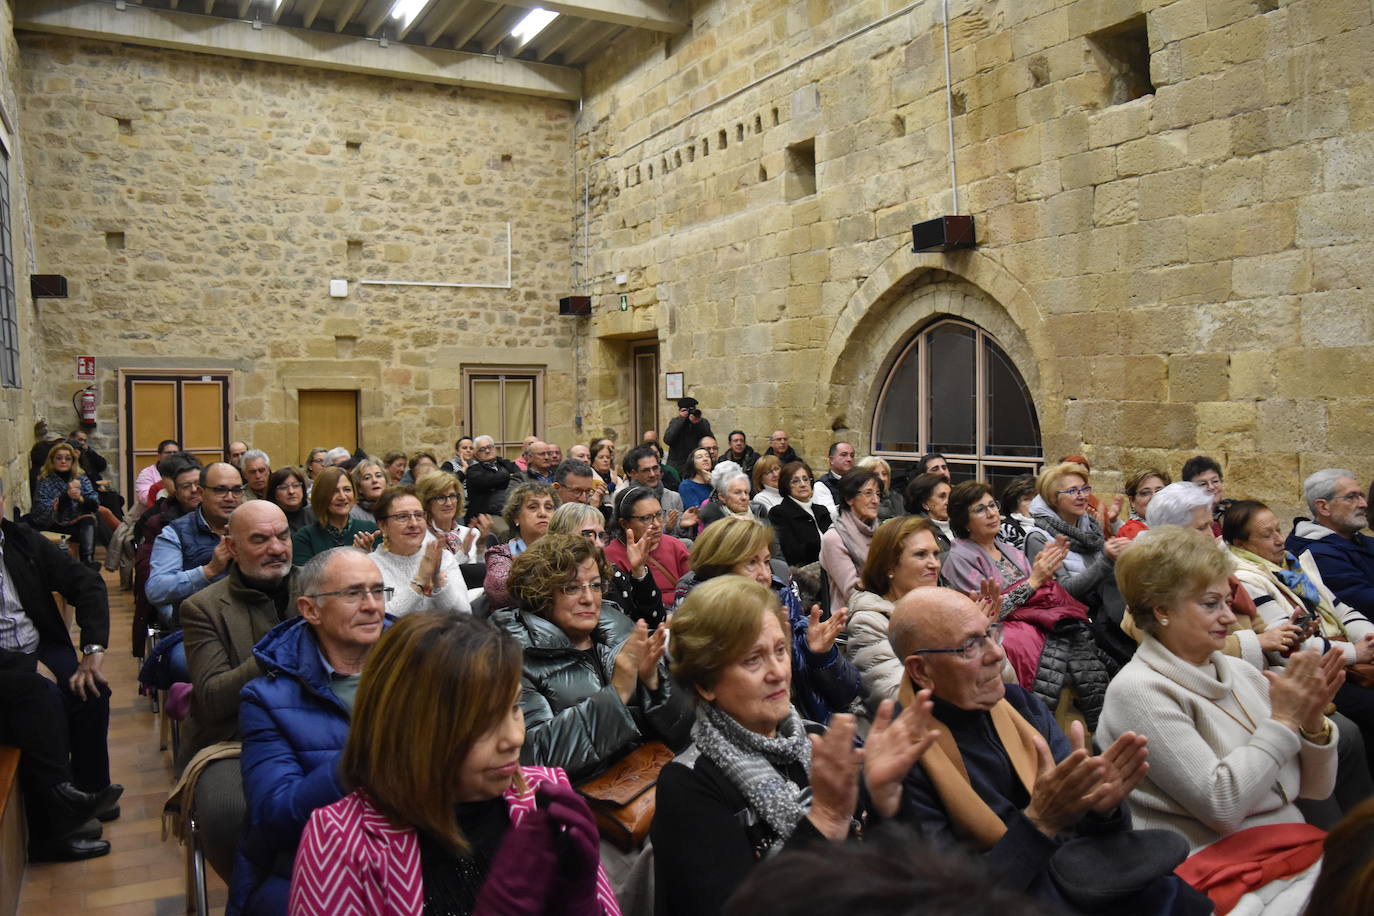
top-left (574, 0), bottom-right (1374, 514)
top-left (18, 34), bottom-right (577, 492)
top-left (0, 0), bottom-right (38, 506)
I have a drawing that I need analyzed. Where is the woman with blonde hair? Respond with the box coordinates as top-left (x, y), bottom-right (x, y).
top-left (417, 471), bottom-right (488, 564)
top-left (749, 455), bottom-right (784, 514)
top-left (679, 516), bottom-right (860, 723)
top-left (350, 458), bottom-right (388, 523)
top-left (1099, 526), bottom-right (1343, 913)
top-left (31, 441), bottom-right (107, 568)
top-left (289, 612), bottom-right (620, 915)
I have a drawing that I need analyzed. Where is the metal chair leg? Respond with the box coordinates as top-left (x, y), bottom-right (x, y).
top-left (189, 817), bottom-right (210, 915)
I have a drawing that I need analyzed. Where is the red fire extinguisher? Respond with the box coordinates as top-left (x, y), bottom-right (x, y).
top-left (73, 385), bottom-right (97, 429)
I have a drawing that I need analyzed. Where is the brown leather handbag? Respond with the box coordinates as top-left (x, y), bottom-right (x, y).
top-left (577, 741), bottom-right (675, 851)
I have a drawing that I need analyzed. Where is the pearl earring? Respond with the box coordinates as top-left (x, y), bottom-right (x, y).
top-left (1159, 618), bottom-right (1169, 627)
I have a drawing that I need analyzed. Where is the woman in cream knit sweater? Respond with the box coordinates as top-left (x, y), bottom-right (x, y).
top-left (1098, 527), bottom-right (1343, 910)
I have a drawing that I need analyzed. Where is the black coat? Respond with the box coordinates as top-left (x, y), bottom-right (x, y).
top-left (464, 457), bottom-right (519, 518)
top-left (0, 518), bottom-right (109, 665)
top-left (664, 415), bottom-right (714, 474)
top-left (769, 498), bottom-right (833, 567)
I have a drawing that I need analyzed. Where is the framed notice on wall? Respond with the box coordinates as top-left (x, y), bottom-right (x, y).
top-left (665, 372), bottom-right (683, 400)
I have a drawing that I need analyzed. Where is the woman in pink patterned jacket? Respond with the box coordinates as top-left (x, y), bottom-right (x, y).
top-left (288, 612), bottom-right (620, 916)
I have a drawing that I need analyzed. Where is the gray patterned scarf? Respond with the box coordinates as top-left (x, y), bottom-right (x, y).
top-left (1034, 510), bottom-right (1105, 555)
top-left (692, 702), bottom-right (812, 852)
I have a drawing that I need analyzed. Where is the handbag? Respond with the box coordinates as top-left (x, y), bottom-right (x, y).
top-left (576, 741), bottom-right (675, 851)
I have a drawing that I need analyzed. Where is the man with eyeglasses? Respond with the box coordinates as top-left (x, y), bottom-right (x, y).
top-left (551, 458), bottom-right (599, 508)
top-left (1288, 468), bottom-right (1374, 615)
top-left (235, 546), bottom-right (390, 914)
top-left (176, 501), bottom-right (301, 883)
top-left (619, 445), bottom-right (700, 537)
top-left (465, 435), bottom-right (520, 521)
top-left (147, 462), bottom-right (245, 624)
top-left (519, 439), bottom-right (559, 486)
top-left (887, 588), bottom-right (1203, 912)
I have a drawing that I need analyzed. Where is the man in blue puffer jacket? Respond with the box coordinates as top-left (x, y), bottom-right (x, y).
top-left (229, 546), bottom-right (392, 915)
top-left (1286, 469), bottom-right (1374, 616)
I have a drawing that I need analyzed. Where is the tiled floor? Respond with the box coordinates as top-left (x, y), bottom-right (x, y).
top-left (18, 568), bottom-right (228, 915)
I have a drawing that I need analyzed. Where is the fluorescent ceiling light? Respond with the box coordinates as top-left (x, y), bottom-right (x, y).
top-left (510, 8), bottom-right (559, 45)
top-left (389, 0), bottom-right (428, 28)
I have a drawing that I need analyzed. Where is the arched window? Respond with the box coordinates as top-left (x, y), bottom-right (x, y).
top-left (872, 318), bottom-right (1042, 492)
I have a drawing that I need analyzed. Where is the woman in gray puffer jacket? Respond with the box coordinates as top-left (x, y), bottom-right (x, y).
top-left (490, 533), bottom-right (693, 782)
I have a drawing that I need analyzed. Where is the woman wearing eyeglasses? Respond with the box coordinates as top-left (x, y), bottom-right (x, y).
top-left (267, 467), bottom-right (314, 533)
top-left (605, 486), bottom-right (691, 614)
top-left (369, 487), bottom-right (471, 618)
top-left (417, 471), bottom-right (490, 564)
top-left (493, 534), bottom-right (692, 908)
top-left (292, 467), bottom-right (379, 567)
top-left (1118, 468), bottom-right (1172, 541)
top-left (548, 502), bottom-right (665, 629)
top-left (768, 461), bottom-right (832, 567)
top-left (483, 482), bottom-right (557, 608)
top-left (1022, 461), bottom-right (1132, 628)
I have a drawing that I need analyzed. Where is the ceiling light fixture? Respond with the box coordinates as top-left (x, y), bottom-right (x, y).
top-left (510, 8), bottom-right (559, 45)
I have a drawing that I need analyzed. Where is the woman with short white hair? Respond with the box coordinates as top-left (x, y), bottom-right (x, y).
top-left (697, 461), bottom-right (774, 534)
top-left (1146, 481), bottom-right (1217, 532)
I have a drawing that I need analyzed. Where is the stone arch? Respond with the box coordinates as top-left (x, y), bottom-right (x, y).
top-left (820, 244), bottom-right (1059, 452)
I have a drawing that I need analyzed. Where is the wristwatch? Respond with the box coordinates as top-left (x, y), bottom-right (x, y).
top-left (81, 644), bottom-right (106, 655)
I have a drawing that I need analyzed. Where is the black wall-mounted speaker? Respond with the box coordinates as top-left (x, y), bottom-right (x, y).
top-left (912, 215), bottom-right (976, 252)
top-left (559, 295), bottom-right (591, 316)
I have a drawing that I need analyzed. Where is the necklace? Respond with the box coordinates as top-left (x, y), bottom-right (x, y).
top-left (1206, 691), bottom-right (1258, 734)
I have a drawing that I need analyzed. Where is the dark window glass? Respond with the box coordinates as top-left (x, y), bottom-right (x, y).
top-left (985, 337), bottom-right (1041, 457)
top-left (926, 323), bottom-right (976, 454)
top-left (873, 339), bottom-right (919, 453)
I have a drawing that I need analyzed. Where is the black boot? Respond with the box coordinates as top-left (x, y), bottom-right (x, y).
top-left (75, 518), bottom-right (97, 567)
top-left (44, 781), bottom-right (123, 838)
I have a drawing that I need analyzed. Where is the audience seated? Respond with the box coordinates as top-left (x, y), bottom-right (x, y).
top-left (722, 431), bottom-right (758, 477)
top-left (906, 472), bottom-right (954, 553)
top-left (519, 441), bottom-right (558, 486)
top-left (135, 439), bottom-right (181, 505)
top-left (621, 444), bottom-right (697, 538)
top-left (1287, 469), bottom-right (1374, 617)
top-left (996, 474), bottom-right (1037, 551)
top-left (348, 457), bottom-right (388, 522)
top-left (464, 436), bottom-right (519, 520)
top-left (819, 468), bottom-right (882, 612)
top-left (943, 482), bottom-right (1116, 730)
top-left (403, 451), bottom-right (439, 485)
top-left (324, 446), bottom-right (351, 468)
top-left (697, 461), bottom-right (772, 533)
top-left (654, 575), bottom-right (937, 916)
top-left (1181, 455), bottom-right (1226, 534)
top-left (482, 481), bottom-right (556, 607)
top-left (179, 500), bottom-right (299, 881)
top-left (30, 441), bottom-right (109, 569)
top-left (1022, 462), bottom-right (1129, 634)
top-left (890, 586), bottom-right (1210, 914)
top-left (514, 436), bottom-right (538, 472)
top-left (857, 455), bottom-right (905, 521)
top-left (417, 470), bottom-right (488, 563)
top-left (552, 458), bottom-right (600, 508)
top-left (848, 516), bottom-right (944, 703)
top-left (0, 477), bottom-right (121, 861)
top-left (302, 448), bottom-right (328, 489)
top-left (290, 466), bottom-right (378, 567)
top-left (67, 429), bottom-right (124, 526)
top-left (749, 455), bottom-right (783, 515)
top-left (1099, 527), bottom-right (1339, 912)
top-left (235, 546), bottom-right (390, 915)
top-left (438, 436), bottom-right (475, 477)
top-left (811, 441), bottom-right (855, 516)
top-left (147, 462), bottom-right (245, 623)
top-left (1119, 468), bottom-right (1171, 540)
top-left (266, 467), bottom-right (314, 533)
top-left (764, 429), bottom-right (801, 465)
top-left (680, 517), bottom-right (861, 723)
top-left (768, 461), bottom-right (831, 568)
top-left (381, 449), bottom-right (408, 485)
top-left (678, 446), bottom-right (714, 511)
top-left (548, 502), bottom-right (664, 628)
top-left (605, 487), bottom-right (691, 612)
top-left (288, 611), bottom-right (620, 916)
top-left (241, 450), bottom-right (272, 501)
top-left (370, 487), bottom-right (471, 617)
top-left (228, 441), bottom-right (249, 469)
top-left (589, 438), bottom-right (624, 497)
top-left (917, 452), bottom-right (951, 480)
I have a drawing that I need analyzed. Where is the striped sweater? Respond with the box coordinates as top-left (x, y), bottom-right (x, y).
top-left (288, 765), bottom-right (621, 916)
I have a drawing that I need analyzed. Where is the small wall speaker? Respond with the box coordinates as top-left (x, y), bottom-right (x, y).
top-left (911, 215), bottom-right (976, 252)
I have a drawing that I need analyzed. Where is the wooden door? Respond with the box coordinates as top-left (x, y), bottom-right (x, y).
top-left (297, 390), bottom-right (359, 464)
top-left (123, 372), bottom-right (231, 494)
top-left (632, 342), bottom-right (660, 441)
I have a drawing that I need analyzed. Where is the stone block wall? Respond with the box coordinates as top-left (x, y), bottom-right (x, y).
top-left (0, 0), bottom-right (39, 506)
top-left (17, 35), bottom-right (577, 492)
top-left (572, 0), bottom-right (1374, 515)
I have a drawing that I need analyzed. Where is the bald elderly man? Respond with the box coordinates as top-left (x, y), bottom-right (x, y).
top-left (177, 500), bottom-right (301, 883)
top-left (889, 588), bottom-right (1211, 915)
